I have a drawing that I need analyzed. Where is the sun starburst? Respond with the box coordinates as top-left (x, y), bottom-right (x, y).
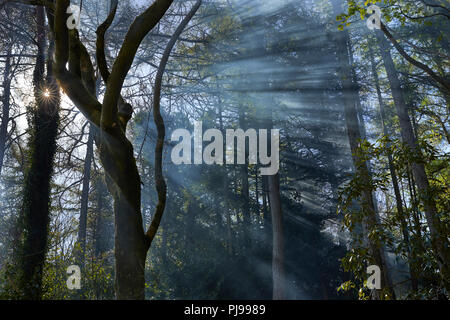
top-left (36, 84), bottom-right (58, 106)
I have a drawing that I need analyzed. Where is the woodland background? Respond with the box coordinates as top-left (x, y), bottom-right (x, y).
top-left (0, 0), bottom-right (448, 300)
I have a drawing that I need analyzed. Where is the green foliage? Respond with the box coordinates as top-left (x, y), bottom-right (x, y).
top-left (336, 0), bottom-right (448, 34)
top-left (338, 133), bottom-right (449, 299)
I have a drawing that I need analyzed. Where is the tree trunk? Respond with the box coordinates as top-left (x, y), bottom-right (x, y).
top-left (100, 135), bottom-right (147, 299)
top-left (0, 45), bottom-right (12, 175)
top-left (76, 75), bottom-right (100, 269)
top-left (93, 174), bottom-right (109, 256)
top-left (112, 185), bottom-right (147, 300)
top-left (368, 42), bottom-right (418, 292)
top-left (262, 175), bottom-right (269, 226)
top-left (376, 30), bottom-right (450, 290)
top-left (77, 125), bottom-right (94, 267)
top-left (263, 92), bottom-right (284, 299)
top-left (95, 0), bottom-right (200, 299)
top-left (268, 173), bottom-right (284, 300)
top-left (238, 106), bottom-right (251, 248)
top-left (255, 167), bottom-right (260, 219)
top-left (331, 0), bottom-right (395, 299)
top-left (18, 6), bottom-right (60, 300)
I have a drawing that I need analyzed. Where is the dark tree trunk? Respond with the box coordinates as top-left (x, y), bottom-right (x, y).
top-left (100, 136), bottom-right (147, 299)
top-left (18, 6), bottom-right (60, 300)
top-left (77, 74), bottom-right (101, 268)
top-left (93, 174), bottom-right (111, 257)
top-left (262, 175), bottom-right (269, 226)
top-left (238, 106), bottom-right (251, 248)
top-left (218, 95), bottom-right (233, 253)
top-left (268, 173), bottom-right (284, 300)
top-left (262, 92), bottom-right (284, 299)
top-left (224, 166), bottom-right (233, 254)
top-left (0, 45), bottom-right (12, 176)
top-left (255, 167), bottom-right (260, 219)
top-left (77, 125), bottom-right (94, 267)
top-left (96, 0), bottom-right (148, 299)
top-left (98, 0), bottom-right (202, 299)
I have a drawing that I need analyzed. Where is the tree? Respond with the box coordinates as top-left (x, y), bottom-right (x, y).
top-left (367, 40), bottom-right (418, 291)
top-left (18, 5), bottom-right (60, 299)
top-left (375, 27), bottom-right (449, 290)
top-left (331, 0), bottom-right (395, 299)
top-left (337, 0), bottom-right (450, 94)
top-left (1, 0), bottom-right (203, 299)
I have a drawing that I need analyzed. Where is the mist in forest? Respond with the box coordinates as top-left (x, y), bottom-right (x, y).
top-left (0, 0), bottom-right (448, 300)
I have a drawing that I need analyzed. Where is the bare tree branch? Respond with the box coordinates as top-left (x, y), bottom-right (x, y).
top-left (380, 22), bottom-right (450, 94)
top-left (145, 0), bottom-right (202, 248)
top-left (96, 0), bottom-right (118, 83)
top-left (101, 0), bottom-right (174, 129)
